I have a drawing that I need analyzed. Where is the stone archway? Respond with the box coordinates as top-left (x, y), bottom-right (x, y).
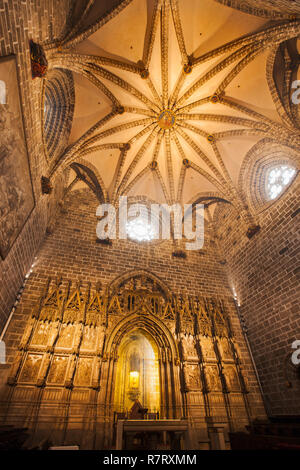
top-left (113, 328), bottom-right (160, 414)
top-left (98, 311), bottom-right (184, 450)
top-left (104, 312), bottom-right (182, 417)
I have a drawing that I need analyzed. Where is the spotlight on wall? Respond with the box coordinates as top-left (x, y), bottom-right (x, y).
top-left (232, 286), bottom-right (241, 307)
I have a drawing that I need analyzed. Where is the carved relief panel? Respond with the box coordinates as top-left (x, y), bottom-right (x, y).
top-left (218, 337), bottom-right (233, 361)
top-left (31, 321), bottom-right (52, 346)
top-left (80, 325), bottom-right (98, 351)
top-left (19, 354), bottom-right (43, 383)
top-left (204, 365), bottom-right (222, 392)
top-left (56, 323), bottom-right (76, 349)
top-left (224, 365), bottom-right (241, 392)
top-left (47, 355), bottom-right (69, 384)
top-left (185, 364), bottom-right (201, 390)
top-left (199, 336), bottom-right (216, 362)
top-left (181, 334), bottom-right (198, 360)
top-left (74, 357), bottom-right (94, 386)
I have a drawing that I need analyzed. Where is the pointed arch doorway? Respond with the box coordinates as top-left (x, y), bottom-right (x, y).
top-left (98, 271), bottom-right (192, 450)
top-left (114, 329), bottom-right (160, 415)
top-left (105, 312), bottom-right (183, 421)
top-left (105, 315), bottom-right (189, 450)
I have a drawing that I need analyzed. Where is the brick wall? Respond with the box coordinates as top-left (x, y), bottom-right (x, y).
top-left (215, 177), bottom-right (300, 416)
top-left (1, 188), bottom-right (266, 427)
top-left (0, 0), bottom-right (298, 423)
top-left (0, 0), bottom-right (72, 331)
top-left (215, 0), bottom-right (300, 18)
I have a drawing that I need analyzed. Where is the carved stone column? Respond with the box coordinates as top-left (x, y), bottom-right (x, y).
top-left (165, 347), bottom-right (174, 418)
top-left (158, 357), bottom-right (166, 419)
top-left (172, 359), bottom-right (182, 418)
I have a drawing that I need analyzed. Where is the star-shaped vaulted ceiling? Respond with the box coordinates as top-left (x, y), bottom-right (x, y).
top-left (46, 0), bottom-right (300, 225)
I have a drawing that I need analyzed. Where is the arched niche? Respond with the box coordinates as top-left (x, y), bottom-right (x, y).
top-left (114, 329), bottom-right (160, 413)
top-left (102, 312), bottom-right (182, 422)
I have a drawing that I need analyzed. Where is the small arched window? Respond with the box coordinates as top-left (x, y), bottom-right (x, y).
top-left (266, 165), bottom-right (296, 200)
top-left (0, 80), bottom-right (6, 104)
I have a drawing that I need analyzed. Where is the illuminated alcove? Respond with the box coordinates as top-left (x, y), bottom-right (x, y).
top-left (114, 329), bottom-right (160, 413)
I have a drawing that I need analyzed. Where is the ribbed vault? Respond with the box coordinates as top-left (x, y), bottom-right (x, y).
top-left (43, 0), bottom-right (299, 234)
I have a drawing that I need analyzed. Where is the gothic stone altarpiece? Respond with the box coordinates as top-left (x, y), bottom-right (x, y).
top-left (0, 273), bottom-right (256, 449)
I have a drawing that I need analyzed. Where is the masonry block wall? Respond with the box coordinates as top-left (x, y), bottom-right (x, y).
top-left (0, 188), bottom-right (266, 448)
top-left (0, 0), bottom-right (298, 442)
top-left (0, 0), bottom-right (72, 331)
top-left (215, 0), bottom-right (300, 18)
top-left (215, 177), bottom-right (300, 416)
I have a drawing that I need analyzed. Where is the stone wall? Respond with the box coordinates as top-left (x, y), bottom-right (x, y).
top-left (215, 177), bottom-right (300, 416)
top-left (214, 0), bottom-right (300, 18)
top-left (0, 0), bottom-right (72, 331)
top-left (0, 188), bottom-right (266, 449)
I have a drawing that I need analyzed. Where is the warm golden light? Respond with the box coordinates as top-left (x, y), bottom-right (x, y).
top-left (129, 371), bottom-right (139, 388)
top-left (114, 331), bottom-right (160, 413)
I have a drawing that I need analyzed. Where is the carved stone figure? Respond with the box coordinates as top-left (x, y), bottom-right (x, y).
top-left (185, 364), bottom-right (201, 389)
top-left (205, 365), bottom-right (222, 392)
top-left (19, 316), bottom-right (36, 349)
top-left (31, 321), bottom-right (50, 346)
top-left (219, 337), bottom-right (233, 360)
top-left (224, 366), bottom-right (240, 392)
top-left (75, 358), bottom-right (93, 386)
top-left (48, 356), bottom-right (68, 384)
top-left (81, 325), bottom-right (98, 351)
top-left (181, 334), bottom-right (197, 359)
top-left (19, 354), bottom-right (43, 383)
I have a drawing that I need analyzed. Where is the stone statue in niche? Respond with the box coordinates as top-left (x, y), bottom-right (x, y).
top-left (7, 349), bottom-right (23, 383)
top-left (37, 353), bottom-right (51, 385)
top-left (19, 315), bottom-right (36, 348)
top-left (92, 356), bottom-right (101, 389)
top-left (47, 320), bottom-right (60, 348)
top-left (97, 325), bottom-right (106, 353)
top-left (65, 355), bottom-right (76, 387)
top-left (230, 340), bottom-right (242, 362)
top-left (73, 324), bottom-right (84, 351)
